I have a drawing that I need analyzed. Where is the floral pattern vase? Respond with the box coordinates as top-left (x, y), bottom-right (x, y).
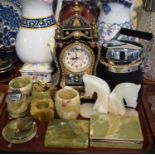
top-left (97, 0), bottom-right (133, 44)
top-left (0, 0), bottom-right (21, 62)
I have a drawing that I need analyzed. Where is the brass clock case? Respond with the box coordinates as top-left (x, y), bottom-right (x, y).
top-left (54, 0), bottom-right (100, 88)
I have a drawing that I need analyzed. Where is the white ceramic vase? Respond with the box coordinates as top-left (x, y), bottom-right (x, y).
top-left (15, 0), bottom-right (62, 63)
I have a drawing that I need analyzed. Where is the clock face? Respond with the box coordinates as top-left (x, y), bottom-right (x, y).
top-left (62, 44), bottom-right (92, 73)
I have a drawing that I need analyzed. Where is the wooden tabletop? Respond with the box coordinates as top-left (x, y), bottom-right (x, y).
top-left (144, 77), bottom-right (155, 85)
top-left (142, 85), bottom-right (155, 141)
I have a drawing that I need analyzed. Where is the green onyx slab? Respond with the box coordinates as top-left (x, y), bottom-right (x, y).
top-left (44, 119), bottom-right (89, 148)
top-left (90, 114), bottom-right (143, 149)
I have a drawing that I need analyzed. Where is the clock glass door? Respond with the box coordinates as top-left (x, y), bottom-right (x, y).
top-left (63, 44), bottom-right (92, 73)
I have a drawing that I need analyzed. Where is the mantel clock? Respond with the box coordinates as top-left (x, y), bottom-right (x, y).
top-left (54, 1), bottom-right (99, 89)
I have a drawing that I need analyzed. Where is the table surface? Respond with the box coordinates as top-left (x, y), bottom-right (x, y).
top-left (142, 85), bottom-right (155, 141)
top-left (144, 77), bottom-right (155, 85)
top-left (0, 83), bottom-right (154, 153)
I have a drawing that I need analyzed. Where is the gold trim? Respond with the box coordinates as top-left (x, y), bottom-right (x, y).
top-left (22, 15), bottom-right (54, 20)
top-left (20, 24), bottom-right (57, 30)
top-left (100, 60), bottom-right (143, 68)
top-left (100, 59), bottom-right (143, 73)
top-left (62, 14), bottom-right (91, 28)
top-left (94, 43), bottom-right (101, 75)
top-left (60, 31), bottom-right (93, 40)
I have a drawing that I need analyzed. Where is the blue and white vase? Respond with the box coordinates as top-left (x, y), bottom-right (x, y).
top-left (0, 0), bottom-right (21, 61)
top-left (97, 0), bottom-right (133, 44)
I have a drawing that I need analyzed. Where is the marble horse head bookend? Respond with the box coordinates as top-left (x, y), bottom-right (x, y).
top-left (82, 74), bottom-right (141, 116)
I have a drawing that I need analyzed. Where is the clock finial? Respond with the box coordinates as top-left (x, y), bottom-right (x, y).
top-left (75, 0), bottom-right (78, 6)
top-left (73, 0), bottom-right (80, 14)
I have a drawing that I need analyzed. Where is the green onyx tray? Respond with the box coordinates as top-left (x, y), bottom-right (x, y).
top-left (44, 119), bottom-right (89, 148)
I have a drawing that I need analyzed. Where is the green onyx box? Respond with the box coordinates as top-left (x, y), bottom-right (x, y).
top-left (90, 114), bottom-right (143, 149)
top-left (44, 119), bottom-right (89, 148)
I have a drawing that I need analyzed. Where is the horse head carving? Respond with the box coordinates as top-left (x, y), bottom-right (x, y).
top-left (83, 74), bottom-right (110, 114)
top-left (109, 83), bottom-right (141, 115)
top-left (82, 74), bottom-right (141, 117)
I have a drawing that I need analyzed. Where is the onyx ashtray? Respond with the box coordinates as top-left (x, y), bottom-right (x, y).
top-left (2, 117), bottom-right (37, 144)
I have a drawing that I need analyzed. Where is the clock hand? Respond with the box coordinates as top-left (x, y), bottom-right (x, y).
top-left (71, 60), bottom-right (76, 66)
top-left (71, 57), bottom-right (79, 66)
top-left (71, 57), bottom-right (77, 60)
top-left (75, 51), bottom-right (78, 59)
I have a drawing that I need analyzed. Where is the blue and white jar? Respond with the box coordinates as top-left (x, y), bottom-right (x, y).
top-left (97, 0), bottom-right (133, 44)
top-left (0, 0), bottom-right (21, 61)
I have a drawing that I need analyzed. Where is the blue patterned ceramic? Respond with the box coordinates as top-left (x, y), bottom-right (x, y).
top-left (0, 0), bottom-right (21, 49)
top-left (8, 0), bottom-right (22, 9)
top-left (97, 0), bottom-right (133, 44)
top-left (98, 21), bottom-right (131, 44)
top-left (21, 16), bottom-right (56, 29)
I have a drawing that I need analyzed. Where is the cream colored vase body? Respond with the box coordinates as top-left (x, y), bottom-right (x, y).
top-left (15, 0), bottom-right (62, 63)
top-left (55, 88), bottom-right (80, 119)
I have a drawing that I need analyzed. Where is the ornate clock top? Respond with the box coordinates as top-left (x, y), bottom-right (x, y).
top-left (59, 0), bottom-right (97, 24)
